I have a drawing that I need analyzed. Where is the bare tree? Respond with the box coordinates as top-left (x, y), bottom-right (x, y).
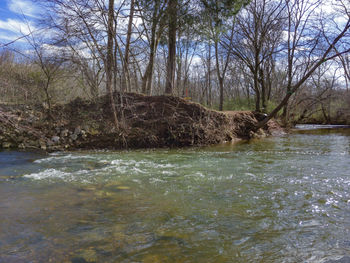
top-left (165, 0), bottom-right (178, 95)
top-left (289, 62), bottom-right (340, 124)
top-left (23, 28), bottom-right (63, 118)
top-left (121, 0), bottom-right (135, 92)
top-left (106, 0), bottom-right (119, 128)
top-left (200, 0), bottom-right (247, 110)
top-left (232, 0), bottom-right (285, 112)
top-left (137, 0), bottom-right (168, 95)
top-left (176, 22), bottom-right (199, 97)
top-left (256, 0), bottom-right (350, 129)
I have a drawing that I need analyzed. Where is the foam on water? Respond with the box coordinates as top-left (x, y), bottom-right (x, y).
top-left (24, 168), bottom-right (71, 180)
top-left (23, 168), bottom-right (94, 182)
top-left (34, 154), bottom-right (96, 163)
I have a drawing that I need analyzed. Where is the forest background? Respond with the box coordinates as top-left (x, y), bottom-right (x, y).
top-left (0, 0), bottom-right (350, 126)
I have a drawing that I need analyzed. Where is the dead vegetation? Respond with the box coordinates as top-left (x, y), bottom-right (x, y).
top-left (0, 93), bottom-right (282, 151)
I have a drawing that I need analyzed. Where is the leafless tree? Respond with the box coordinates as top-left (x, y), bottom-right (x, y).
top-left (255, 0), bottom-right (350, 129)
top-left (137, 0), bottom-right (168, 95)
top-left (231, 0), bottom-right (285, 112)
top-left (23, 27), bottom-right (64, 118)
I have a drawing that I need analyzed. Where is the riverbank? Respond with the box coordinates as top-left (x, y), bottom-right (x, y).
top-left (0, 92), bottom-right (283, 151)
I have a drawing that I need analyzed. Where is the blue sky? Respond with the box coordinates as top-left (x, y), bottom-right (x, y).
top-left (0, 0), bottom-right (39, 46)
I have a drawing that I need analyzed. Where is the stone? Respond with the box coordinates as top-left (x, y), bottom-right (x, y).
top-left (117, 186), bottom-right (130, 190)
top-left (70, 257), bottom-right (88, 263)
top-left (18, 143), bottom-right (25, 149)
top-left (70, 134), bottom-right (78, 141)
top-left (60, 129), bottom-right (69, 137)
top-left (39, 138), bottom-right (47, 150)
top-left (88, 128), bottom-right (99, 136)
top-left (2, 142), bottom-right (12, 148)
top-left (325, 257), bottom-right (350, 263)
top-left (74, 248), bottom-right (97, 262)
top-left (51, 136), bottom-right (60, 143)
top-left (74, 127), bottom-right (82, 136)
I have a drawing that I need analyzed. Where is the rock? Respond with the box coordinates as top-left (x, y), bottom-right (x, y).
top-left (26, 140), bottom-right (39, 147)
top-left (117, 186), bottom-right (130, 190)
top-left (88, 128), bottom-right (99, 136)
top-left (60, 129), bottom-right (69, 137)
top-left (70, 257), bottom-right (88, 263)
top-left (18, 143), bottom-right (25, 149)
top-left (70, 134), bottom-right (78, 141)
top-left (81, 130), bottom-right (86, 137)
top-left (2, 142), bottom-right (12, 148)
top-left (51, 136), bottom-right (60, 143)
top-left (39, 138), bottom-right (47, 150)
top-left (74, 127), bottom-right (82, 136)
top-left (325, 256), bottom-right (350, 263)
top-left (73, 248), bottom-right (97, 262)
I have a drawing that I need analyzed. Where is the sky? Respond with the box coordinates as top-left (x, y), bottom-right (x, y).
top-left (0, 0), bottom-right (39, 46)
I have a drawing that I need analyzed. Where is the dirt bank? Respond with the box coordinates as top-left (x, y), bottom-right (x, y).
top-left (0, 93), bottom-right (283, 151)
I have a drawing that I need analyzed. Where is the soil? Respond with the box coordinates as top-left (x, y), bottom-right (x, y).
top-left (0, 92), bottom-right (284, 151)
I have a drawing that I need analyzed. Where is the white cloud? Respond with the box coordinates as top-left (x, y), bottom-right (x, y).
top-left (0, 18), bottom-right (36, 36)
top-left (0, 32), bottom-right (26, 43)
top-left (8, 0), bottom-right (40, 18)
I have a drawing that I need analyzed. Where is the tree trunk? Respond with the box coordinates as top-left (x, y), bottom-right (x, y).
top-left (142, 53), bottom-right (155, 95)
top-left (219, 77), bottom-right (224, 111)
top-left (207, 42), bottom-right (212, 107)
top-left (214, 41), bottom-right (224, 111)
top-left (253, 71), bottom-right (260, 112)
top-left (132, 60), bottom-right (139, 92)
top-left (259, 67), bottom-right (267, 112)
top-left (176, 55), bottom-right (182, 97)
top-left (141, 14), bottom-right (159, 95)
top-left (255, 88), bottom-right (260, 112)
top-left (43, 78), bottom-right (53, 119)
top-left (106, 0), bottom-right (119, 129)
top-left (122, 0), bottom-right (135, 92)
top-left (141, 63), bottom-right (151, 94)
top-left (165, 0), bottom-right (177, 95)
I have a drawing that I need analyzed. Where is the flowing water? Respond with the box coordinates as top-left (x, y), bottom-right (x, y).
top-left (1, 125), bottom-right (350, 263)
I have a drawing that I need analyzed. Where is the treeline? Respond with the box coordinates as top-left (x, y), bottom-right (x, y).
top-left (1, 0), bottom-right (350, 125)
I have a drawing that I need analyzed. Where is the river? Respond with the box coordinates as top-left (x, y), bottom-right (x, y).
top-left (0, 125), bottom-right (350, 262)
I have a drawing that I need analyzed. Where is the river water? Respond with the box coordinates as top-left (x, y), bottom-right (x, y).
top-left (0, 125), bottom-right (350, 263)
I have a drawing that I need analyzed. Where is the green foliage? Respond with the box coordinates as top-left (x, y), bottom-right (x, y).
top-left (266, 101), bottom-right (279, 114)
top-left (198, 0), bottom-right (249, 42)
top-left (200, 0), bottom-right (249, 24)
top-left (211, 98), bottom-right (255, 111)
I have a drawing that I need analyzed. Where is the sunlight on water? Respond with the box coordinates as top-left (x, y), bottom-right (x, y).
top-left (1, 126), bottom-right (350, 262)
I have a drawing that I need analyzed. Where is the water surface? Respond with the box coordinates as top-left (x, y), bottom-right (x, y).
top-left (1, 126), bottom-right (350, 262)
